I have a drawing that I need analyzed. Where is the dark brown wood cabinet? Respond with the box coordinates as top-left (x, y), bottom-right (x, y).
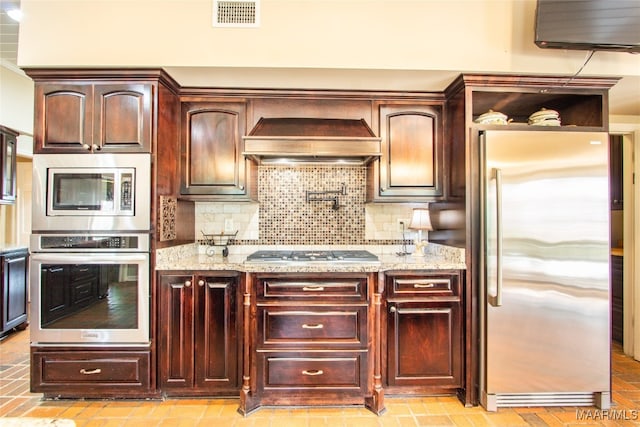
top-left (0, 126), bottom-right (18, 204)
top-left (1, 248), bottom-right (28, 339)
top-left (32, 81), bottom-right (152, 153)
top-left (158, 271), bottom-right (241, 395)
top-left (610, 134), bottom-right (623, 210)
top-left (241, 273), bottom-right (382, 415)
top-left (180, 102), bottom-right (254, 200)
top-left (611, 255), bottom-right (623, 343)
top-left (31, 346), bottom-right (153, 398)
top-left (384, 271), bottom-right (463, 393)
top-left (368, 103), bottom-right (444, 202)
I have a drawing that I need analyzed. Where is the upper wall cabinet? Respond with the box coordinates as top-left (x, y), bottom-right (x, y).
top-left (368, 102), bottom-right (444, 202)
top-left (180, 102), bottom-right (254, 200)
top-left (0, 126), bottom-right (18, 204)
top-left (31, 82), bottom-right (152, 153)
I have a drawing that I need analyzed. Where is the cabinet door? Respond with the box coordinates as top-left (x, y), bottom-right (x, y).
top-left (1, 131), bottom-right (17, 203)
top-left (374, 104), bottom-right (444, 200)
top-left (94, 84), bottom-right (152, 152)
top-left (194, 276), bottom-right (239, 390)
top-left (2, 252), bottom-right (28, 332)
top-left (386, 301), bottom-right (461, 387)
top-left (610, 134), bottom-right (623, 210)
top-left (34, 83), bottom-right (93, 153)
top-left (158, 274), bottom-right (195, 389)
top-left (181, 102), bottom-right (249, 197)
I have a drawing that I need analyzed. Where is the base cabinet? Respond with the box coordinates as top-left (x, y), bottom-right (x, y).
top-left (30, 347), bottom-right (153, 398)
top-left (384, 271), bottom-right (463, 394)
top-left (1, 248), bottom-right (29, 338)
top-left (158, 271), bottom-right (241, 395)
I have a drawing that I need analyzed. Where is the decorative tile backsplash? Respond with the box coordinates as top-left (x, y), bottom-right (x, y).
top-left (194, 165), bottom-right (428, 246)
top-left (258, 165), bottom-right (366, 244)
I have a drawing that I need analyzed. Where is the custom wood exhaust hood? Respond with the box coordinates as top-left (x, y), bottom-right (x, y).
top-left (243, 117), bottom-right (382, 164)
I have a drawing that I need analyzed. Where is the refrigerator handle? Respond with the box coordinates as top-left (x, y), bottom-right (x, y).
top-left (488, 167), bottom-right (503, 307)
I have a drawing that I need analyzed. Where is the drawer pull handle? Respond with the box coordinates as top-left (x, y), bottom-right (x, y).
top-left (414, 283), bottom-right (436, 288)
top-left (80, 368), bottom-right (102, 375)
top-left (302, 369), bottom-right (324, 376)
top-left (302, 286), bottom-right (324, 292)
top-left (302, 323), bottom-right (324, 329)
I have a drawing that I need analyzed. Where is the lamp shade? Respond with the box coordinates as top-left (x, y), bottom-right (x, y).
top-left (408, 208), bottom-right (433, 231)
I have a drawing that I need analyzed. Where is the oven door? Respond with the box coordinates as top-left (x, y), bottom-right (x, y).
top-left (30, 252), bottom-right (150, 345)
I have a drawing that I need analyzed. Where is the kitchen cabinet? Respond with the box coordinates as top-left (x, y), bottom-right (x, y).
top-left (31, 347), bottom-right (153, 398)
top-left (0, 126), bottom-right (18, 204)
top-left (180, 102), bottom-right (255, 200)
top-left (611, 255), bottom-right (623, 343)
top-left (384, 271), bottom-right (463, 393)
top-left (158, 271), bottom-right (241, 395)
top-left (610, 134), bottom-right (623, 210)
top-left (241, 272), bottom-right (382, 414)
top-left (1, 248), bottom-right (28, 339)
top-left (367, 102), bottom-right (444, 202)
top-left (31, 81), bottom-right (152, 153)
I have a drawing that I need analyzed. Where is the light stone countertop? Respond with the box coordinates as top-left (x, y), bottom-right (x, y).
top-left (156, 243), bottom-right (466, 272)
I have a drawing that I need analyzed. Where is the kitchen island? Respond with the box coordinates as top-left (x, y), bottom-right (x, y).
top-left (156, 243), bottom-right (468, 415)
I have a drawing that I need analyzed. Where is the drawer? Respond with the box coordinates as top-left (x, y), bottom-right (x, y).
top-left (31, 349), bottom-right (151, 396)
top-left (260, 352), bottom-right (366, 389)
top-left (257, 277), bottom-right (367, 301)
top-left (387, 272), bottom-right (460, 297)
top-left (259, 307), bottom-right (367, 346)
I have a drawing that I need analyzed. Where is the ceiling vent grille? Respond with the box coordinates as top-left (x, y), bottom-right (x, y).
top-left (213, 0), bottom-right (260, 27)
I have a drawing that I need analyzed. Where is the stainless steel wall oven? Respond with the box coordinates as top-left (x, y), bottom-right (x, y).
top-left (30, 233), bottom-right (150, 345)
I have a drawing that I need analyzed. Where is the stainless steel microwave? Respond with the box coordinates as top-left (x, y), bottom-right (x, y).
top-left (32, 154), bottom-right (151, 232)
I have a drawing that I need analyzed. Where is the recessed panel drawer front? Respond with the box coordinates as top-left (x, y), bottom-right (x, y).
top-left (260, 307), bottom-right (367, 346)
top-left (389, 273), bottom-right (459, 297)
top-left (262, 353), bottom-right (365, 389)
top-left (258, 278), bottom-right (367, 301)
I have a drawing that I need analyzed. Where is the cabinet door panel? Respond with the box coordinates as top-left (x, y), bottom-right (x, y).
top-left (388, 113), bottom-right (435, 187)
top-left (95, 84), bottom-right (152, 152)
top-left (1, 131), bottom-right (17, 203)
top-left (387, 302), bottom-right (461, 387)
top-left (195, 277), bottom-right (238, 388)
top-left (158, 274), bottom-right (194, 388)
top-left (181, 103), bottom-right (248, 197)
top-left (36, 84), bottom-right (92, 151)
top-left (3, 253), bottom-right (28, 330)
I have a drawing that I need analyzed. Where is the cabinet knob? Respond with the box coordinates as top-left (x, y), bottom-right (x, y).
top-left (239, 185), bottom-right (245, 190)
top-left (198, 280), bottom-right (205, 287)
top-left (82, 144), bottom-right (91, 150)
top-left (184, 280), bottom-right (192, 287)
top-left (389, 306), bottom-right (396, 313)
top-left (93, 144), bottom-right (101, 151)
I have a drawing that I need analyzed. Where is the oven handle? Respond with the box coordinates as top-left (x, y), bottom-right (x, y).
top-left (31, 253), bottom-right (149, 263)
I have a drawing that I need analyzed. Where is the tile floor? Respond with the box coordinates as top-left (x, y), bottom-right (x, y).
top-left (1, 328), bottom-right (639, 426)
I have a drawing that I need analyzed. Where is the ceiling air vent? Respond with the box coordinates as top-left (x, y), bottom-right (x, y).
top-left (213, 0), bottom-right (260, 27)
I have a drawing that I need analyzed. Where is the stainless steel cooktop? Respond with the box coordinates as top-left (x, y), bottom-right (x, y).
top-left (245, 250), bottom-right (379, 263)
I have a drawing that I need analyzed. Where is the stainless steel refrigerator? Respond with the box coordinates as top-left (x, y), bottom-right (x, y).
top-left (479, 130), bottom-right (611, 411)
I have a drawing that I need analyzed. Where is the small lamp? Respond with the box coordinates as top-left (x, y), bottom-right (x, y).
top-left (408, 208), bottom-right (433, 257)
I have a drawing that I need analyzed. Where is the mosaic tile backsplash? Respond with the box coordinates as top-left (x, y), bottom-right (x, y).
top-left (194, 165), bottom-right (429, 246)
top-left (259, 166), bottom-right (366, 244)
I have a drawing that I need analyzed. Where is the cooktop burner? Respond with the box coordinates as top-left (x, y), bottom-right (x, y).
top-left (245, 250), bottom-right (379, 263)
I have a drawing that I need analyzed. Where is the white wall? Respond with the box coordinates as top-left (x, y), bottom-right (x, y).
top-left (0, 65), bottom-right (34, 156)
top-left (16, 1), bottom-right (640, 103)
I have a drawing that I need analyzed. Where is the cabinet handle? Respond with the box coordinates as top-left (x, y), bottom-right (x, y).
top-left (93, 144), bottom-right (101, 151)
top-left (184, 280), bottom-right (192, 287)
top-left (80, 368), bottom-right (102, 375)
top-left (389, 306), bottom-right (396, 313)
top-left (413, 283), bottom-right (436, 288)
top-left (198, 280), bottom-right (205, 287)
top-left (302, 323), bottom-right (324, 329)
top-left (302, 369), bottom-right (324, 376)
top-left (82, 144), bottom-right (91, 150)
top-left (302, 286), bottom-right (324, 292)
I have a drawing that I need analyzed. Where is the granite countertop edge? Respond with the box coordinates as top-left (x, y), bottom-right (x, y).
top-left (156, 243), bottom-right (467, 272)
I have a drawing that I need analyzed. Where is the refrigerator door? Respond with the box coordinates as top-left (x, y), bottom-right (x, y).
top-left (481, 130), bottom-right (610, 410)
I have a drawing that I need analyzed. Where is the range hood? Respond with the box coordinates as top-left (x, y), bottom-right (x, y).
top-left (243, 117), bottom-right (382, 164)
